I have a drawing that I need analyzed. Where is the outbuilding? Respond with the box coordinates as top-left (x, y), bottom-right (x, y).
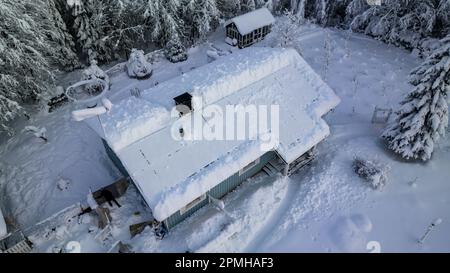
top-left (225, 8), bottom-right (275, 48)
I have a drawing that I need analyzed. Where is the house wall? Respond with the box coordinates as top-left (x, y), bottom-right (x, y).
top-left (163, 151), bottom-right (277, 230)
top-left (226, 23), bottom-right (272, 49)
top-left (102, 139), bottom-right (130, 177)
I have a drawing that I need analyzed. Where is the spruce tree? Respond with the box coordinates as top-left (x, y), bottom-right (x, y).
top-left (67, 0), bottom-right (104, 61)
top-left (382, 35), bottom-right (450, 161)
top-left (182, 0), bottom-right (220, 40)
top-left (47, 0), bottom-right (80, 70)
top-left (0, 0), bottom-right (55, 134)
top-left (143, 0), bottom-right (182, 45)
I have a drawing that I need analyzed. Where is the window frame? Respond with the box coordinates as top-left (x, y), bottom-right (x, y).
top-left (239, 158), bottom-right (261, 176)
top-left (179, 194), bottom-right (207, 215)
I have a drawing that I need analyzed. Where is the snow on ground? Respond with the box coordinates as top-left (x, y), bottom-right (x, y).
top-left (250, 27), bottom-right (450, 253)
top-left (0, 109), bottom-right (121, 228)
top-left (0, 24), bottom-right (449, 252)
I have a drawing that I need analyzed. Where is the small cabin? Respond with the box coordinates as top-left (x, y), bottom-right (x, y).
top-left (225, 8), bottom-right (275, 48)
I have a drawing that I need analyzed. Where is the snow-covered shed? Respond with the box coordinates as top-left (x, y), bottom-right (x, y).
top-left (86, 47), bottom-right (340, 230)
top-left (225, 8), bottom-right (275, 48)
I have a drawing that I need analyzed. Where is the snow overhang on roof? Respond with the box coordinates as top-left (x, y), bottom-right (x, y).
top-left (225, 8), bottom-right (276, 35)
top-left (86, 47), bottom-right (340, 221)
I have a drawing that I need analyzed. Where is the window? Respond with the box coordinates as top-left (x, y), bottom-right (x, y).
top-left (239, 158), bottom-right (261, 176)
top-left (180, 194), bottom-right (206, 215)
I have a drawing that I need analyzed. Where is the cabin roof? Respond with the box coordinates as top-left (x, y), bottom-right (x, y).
top-left (86, 47), bottom-right (340, 221)
top-left (225, 8), bottom-right (275, 35)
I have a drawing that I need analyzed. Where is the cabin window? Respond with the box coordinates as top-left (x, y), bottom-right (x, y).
top-left (255, 28), bottom-right (262, 40)
top-left (239, 158), bottom-right (261, 176)
top-left (244, 34), bottom-right (251, 45)
top-left (180, 194), bottom-right (206, 215)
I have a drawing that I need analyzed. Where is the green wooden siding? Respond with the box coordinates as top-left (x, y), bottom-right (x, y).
top-left (164, 151), bottom-right (276, 230)
top-left (102, 137), bottom-right (278, 231)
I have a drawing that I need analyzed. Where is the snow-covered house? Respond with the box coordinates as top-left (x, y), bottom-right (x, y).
top-left (85, 47), bottom-right (340, 230)
top-left (225, 8), bottom-right (275, 48)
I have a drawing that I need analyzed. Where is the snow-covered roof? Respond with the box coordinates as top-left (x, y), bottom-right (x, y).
top-left (86, 47), bottom-right (340, 221)
top-left (225, 8), bottom-right (276, 35)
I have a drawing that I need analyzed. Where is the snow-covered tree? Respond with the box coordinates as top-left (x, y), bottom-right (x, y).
top-left (241, 0), bottom-right (256, 12)
top-left (182, 0), bottom-right (220, 40)
top-left (165, 35), bottom-right (188, 63)
top-left (101, 0), bottom-right (146, 58)
top-left (350, 0), bottom-right (450, 50)
top-left (382, 35), bottom-right (450, 161)
top-left (257, 0), bottom-right (274, 11)
top-left (46, 0), bottom-right (80, 70)
top-left (265, 10), bottom-right (303, 54)
top-left (217, 0), bottom-right (241, 18)
top-left (0, 0), bottom-right (56, 134)
top-left (126, 49), bottom-right (152, 79)
top-left (344, 0), bottom-right (369, 23)
top-left (143, 0), bottom-right (182, 45)
top-left (291, 0), bottom-right (306, 19)
top-left (67, 0), bottom-right (106, 61)
top-left (287, 0), bottom-right (352, 26)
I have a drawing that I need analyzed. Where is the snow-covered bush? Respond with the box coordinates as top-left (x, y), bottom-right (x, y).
top-left (382, 35), bottom-right (450, 161)
top-left (81, 60), bottom-right (110, 94)
top-left (126, 49), bottom-right (153, 79)
top-left (23, 126), bottom-right (48, 142)
top-left (130, 87), bottom-right (142, 98)
top-left (353, 157), bottom-right (389, 190)
top-left (164, 36), bottom-right (188, 63)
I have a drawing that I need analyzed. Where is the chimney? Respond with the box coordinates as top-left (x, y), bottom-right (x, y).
top-left (173, 92), bottom-right (193, 116)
